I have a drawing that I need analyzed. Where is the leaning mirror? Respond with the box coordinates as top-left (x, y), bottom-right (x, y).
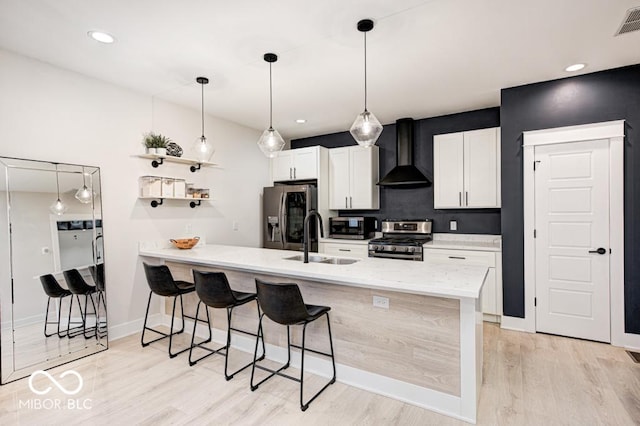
top-left (0, 157), bottom-right (107, 384)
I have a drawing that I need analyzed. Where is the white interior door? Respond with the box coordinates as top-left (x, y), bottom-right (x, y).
top-left (534, 139), bottom-right (611, 343)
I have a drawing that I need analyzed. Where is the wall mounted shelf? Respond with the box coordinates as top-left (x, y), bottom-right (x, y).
top-left (136, 154), bottom-right (217, 172)
top-left (139, 196), bottom-right (210, 208)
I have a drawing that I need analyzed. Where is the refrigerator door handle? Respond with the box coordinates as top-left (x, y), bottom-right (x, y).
top-left (280, 192), bottom-right (287, 248)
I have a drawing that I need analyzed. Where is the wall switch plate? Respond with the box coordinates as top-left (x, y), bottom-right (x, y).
top-left (373, 295), bottom-right (389, 309)
top-left (449, 220), bottom-right (458, 231)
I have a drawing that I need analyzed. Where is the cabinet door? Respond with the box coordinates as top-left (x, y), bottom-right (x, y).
top-left (272, 151), bottom-right (293, 182)
top-left (464, 128), bottom-right (500, 208)
top-left (292, 147), bottom-right (318, 180)
top-left (433, 133), bottom-right (464, 208)
top-left (349, 146), bottom-right (379, 209)
top-left (329, 148), bottom-right (350, 209)
top-left (481, 267), bottom-right (498, 315)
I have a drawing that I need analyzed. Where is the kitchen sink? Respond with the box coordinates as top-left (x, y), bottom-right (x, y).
top-left (283, 254), bottom-right (359, 265)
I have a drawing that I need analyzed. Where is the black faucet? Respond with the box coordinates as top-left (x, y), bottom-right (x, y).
top-left (303, 210), bottom-right (324, 263)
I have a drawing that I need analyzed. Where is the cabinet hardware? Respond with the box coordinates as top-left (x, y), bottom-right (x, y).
top-left (345, 197), bottom-right (348, 208)
top-left (289, 167), bottom-right (292, 179)
top-left (350, 196), bottom-right (352, 208)
top-left (339, 248), bottom-right (351, 252)
top-left (294, 167), bottom-right (297, 179)
top-left (465, 191), bottom-right (468, 206)
top-left (448, 256), bottom-right (466, 260)
top-left (459, 192), bottom-right (462, 206)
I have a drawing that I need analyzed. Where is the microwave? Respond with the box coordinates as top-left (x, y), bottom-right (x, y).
top-left (329, 217), bottom-right (376, 240)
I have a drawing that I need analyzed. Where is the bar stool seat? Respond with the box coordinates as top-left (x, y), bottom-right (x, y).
top-left (141, 262), bottom-right (204, 358)
top-left (39, 274), bottom-right (81, 338)
top-left (250, 279), bottom-right (336, 411)
top-left (189, 270), bottom-right (265, 380)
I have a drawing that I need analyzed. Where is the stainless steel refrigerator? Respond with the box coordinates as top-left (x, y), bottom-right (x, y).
top-left (263, 184), bottom-right (318, 251)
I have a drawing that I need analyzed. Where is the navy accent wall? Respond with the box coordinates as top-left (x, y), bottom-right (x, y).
top-left (292, 108), bottom-right (501, 234)
top-left (500, 64), bottom-right (640, 334)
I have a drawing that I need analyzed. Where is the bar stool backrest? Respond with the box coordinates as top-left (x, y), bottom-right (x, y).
top-left (89, 264), bottom-right (105, 291)
top-left (193, 270), bottom-right (235, 308)
top-left (63, 269), bottom-right (94, 294)
top-left (143, 263), bottom-right (181, 297)
top-left (39, 274), bottom-right (68, 298)
top-left (255, 279), bottom-right (309, 326)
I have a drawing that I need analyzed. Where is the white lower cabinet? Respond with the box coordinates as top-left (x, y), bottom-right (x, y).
top-left (424, 248), bottom-right (502, 321)
top-left (318, 242), bottom-right (369, 258)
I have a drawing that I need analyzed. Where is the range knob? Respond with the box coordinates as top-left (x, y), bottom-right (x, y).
top-left (407, 246), bottom-right (415, 253)
top-left (389, 246), bottom-right (396, 252)
top-left (398, 246), bottom-right (408, 252)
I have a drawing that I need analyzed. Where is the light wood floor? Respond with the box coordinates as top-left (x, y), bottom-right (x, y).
top-left (1, 323), bottom-right (639, 425)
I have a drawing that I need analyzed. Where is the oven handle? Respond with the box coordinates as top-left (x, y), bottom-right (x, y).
top-left (368, 251), bottom-right (422, 260)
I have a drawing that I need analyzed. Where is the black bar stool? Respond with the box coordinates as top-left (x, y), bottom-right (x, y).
top-left (141, 263), bottom-right (205, 358)
top-left (39, 274), bottom-right (79, 338)
top-left (63, 269), bottom-right (99, 339)
top-left (188, 270), bottom-right (266, 379)
top-left (250, 278), bottom-right (336, 411)
top-left (89, 263), bottom-right (107, 336)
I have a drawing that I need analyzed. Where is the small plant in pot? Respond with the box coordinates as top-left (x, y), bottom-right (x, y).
top-left (142, 132), bottom-right (171, 156)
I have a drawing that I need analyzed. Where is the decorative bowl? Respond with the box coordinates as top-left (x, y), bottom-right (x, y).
top-left (170, 236), bottom-right (200, 250)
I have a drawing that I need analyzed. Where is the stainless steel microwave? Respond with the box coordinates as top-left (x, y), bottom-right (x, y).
top-left (329, 217), bottom-right (376, 240)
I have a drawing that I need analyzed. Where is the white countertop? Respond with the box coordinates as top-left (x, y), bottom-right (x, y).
top-left (319, 237), bottom-right (372, 245)
top-left (139, 243), bottom-right (487, 299)
top-left (424, 233), bottom-right (502, 252)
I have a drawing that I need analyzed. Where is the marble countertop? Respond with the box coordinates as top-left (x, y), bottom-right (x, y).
top-left (139, 243), bottom-right (487, 299)
top-left (319, 237), bottom-right (372, 245)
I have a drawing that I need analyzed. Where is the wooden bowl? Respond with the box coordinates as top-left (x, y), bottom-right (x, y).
top-left (170, 237), bottom-right (200, 250)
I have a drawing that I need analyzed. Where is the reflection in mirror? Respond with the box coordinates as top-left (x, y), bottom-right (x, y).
top-left (0, 157), bottom-right (107, 384)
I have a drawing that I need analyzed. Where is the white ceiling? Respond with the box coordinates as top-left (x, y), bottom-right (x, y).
top-left (1, 0), bottom-right (639, 140)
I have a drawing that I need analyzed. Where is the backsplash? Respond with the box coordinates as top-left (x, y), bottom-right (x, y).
top-left (292, 107), bottom-right (501, 234)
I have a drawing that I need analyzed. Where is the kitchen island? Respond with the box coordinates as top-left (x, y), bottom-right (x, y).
top-left (139, 243), bottom-right (487, 423)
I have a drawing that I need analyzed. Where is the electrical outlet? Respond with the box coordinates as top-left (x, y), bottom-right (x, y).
top-left (372, 295), bottom-right (389, 309)
top-left (449, 220), bottom-right (457, 231)
top-left (232, 221), bottom-right (239, 231)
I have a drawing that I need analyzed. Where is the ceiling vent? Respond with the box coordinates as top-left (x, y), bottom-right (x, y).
top-left (615, 7), bottom-right (640, 36)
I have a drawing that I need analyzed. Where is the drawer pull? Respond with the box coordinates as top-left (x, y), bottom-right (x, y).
top-left (448, 256), bottom-right (466, 260)
top-left (339, 248), bottom-right (351, 252)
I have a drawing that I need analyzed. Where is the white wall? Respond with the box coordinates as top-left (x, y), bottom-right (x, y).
top-left (0, 49), bottom-right (270, 338)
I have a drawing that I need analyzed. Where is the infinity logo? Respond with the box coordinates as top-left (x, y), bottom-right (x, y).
top-left (28, 370), bottom-right (83, 396)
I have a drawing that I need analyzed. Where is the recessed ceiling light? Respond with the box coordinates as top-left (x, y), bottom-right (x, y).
top-left (565, 63), bottom-right (586, 72)
top-left (295, 119), bottom-right (307, 124)
top-left (88, 31), bottom-right (115, 44)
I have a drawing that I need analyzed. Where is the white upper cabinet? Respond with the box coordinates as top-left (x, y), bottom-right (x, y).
top-left (329, 146), bottom-right (379, 210)
top-left (433, 127), bottom-right (501, 209)
top-left (271, 146), bottom-right (319, 182)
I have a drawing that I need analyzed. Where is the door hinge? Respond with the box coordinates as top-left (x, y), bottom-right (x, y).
top-left (534, 297), bottom-right (537, 307)
top-left (534, 229), bottom-right (537, 238)
top-left (533, 160), bottom-right (540, 171)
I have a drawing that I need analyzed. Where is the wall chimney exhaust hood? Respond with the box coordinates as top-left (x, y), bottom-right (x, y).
top-left (377, 118), bottom-right (431, 187)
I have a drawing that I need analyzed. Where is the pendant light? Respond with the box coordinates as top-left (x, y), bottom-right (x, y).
top-left (257, 53), bottom-right (285, 158)
top-left (74, 166), bottom-right (94, 204)
top-left (49, 164), bottom-right (67, 215)
top-left (350, 19), bottom-right (383, 148)
top-left (191, 76), bottom-right (214, 162)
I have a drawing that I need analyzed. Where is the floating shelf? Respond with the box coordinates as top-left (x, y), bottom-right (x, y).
top-left (139, 196), bottom-right (210, 208)
top-left (136, 154), bottom-right (217, 172)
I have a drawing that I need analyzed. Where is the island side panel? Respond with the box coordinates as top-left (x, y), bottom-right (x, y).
top-left (166, 261), bottom-right (461, 397)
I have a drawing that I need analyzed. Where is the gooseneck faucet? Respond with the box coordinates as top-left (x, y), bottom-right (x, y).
top-left (303, 210), bottom-right (324, 263)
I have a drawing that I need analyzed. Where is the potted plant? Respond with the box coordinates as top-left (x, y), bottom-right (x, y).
top-left (142, 132), bottom-right (171, 156)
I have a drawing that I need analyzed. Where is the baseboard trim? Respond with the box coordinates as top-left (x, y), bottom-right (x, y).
top-left (500, 315), bottom-right (533, 333)
top-left (109, 313), bottom-right (162, 341)
top-left (163, 314), bottom-right (474, 424)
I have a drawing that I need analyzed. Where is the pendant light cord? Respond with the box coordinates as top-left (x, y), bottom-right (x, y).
top-left (81, 166), bottom-right (86, 187)
top-left (55, 164), bottom-right (60, 199)
top-left (269, 62), bottom-right (273, 129)
top-left (200, 81), bottom-right (205, 138)
top-left (364, 31), bottom-right (368, 111)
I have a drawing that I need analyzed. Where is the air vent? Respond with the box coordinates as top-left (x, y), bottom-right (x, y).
top-left (615, 6), bottom-right (640, 35)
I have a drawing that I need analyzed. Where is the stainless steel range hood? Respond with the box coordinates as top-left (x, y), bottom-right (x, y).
top-left (377, 118), bottom-right (431, 187)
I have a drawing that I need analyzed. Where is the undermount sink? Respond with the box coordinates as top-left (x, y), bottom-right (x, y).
top-left (283, 254), bottom-right (359, 265)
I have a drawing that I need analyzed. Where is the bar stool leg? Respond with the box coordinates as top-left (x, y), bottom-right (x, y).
top-left (223, 302), bottom-right (265, 381)
top-left (299, 312), bottom-right (337, 411)
top-left (189, 301), bottom-right (215, 366)
top-left (140, 291), bottom-right (153, 347)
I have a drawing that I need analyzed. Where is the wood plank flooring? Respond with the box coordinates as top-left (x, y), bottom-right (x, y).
top-left (1, 323), bottom-right (639, 425)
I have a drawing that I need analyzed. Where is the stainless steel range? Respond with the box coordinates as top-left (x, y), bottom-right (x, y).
top-left (368, 219), bottom-right (433, 261)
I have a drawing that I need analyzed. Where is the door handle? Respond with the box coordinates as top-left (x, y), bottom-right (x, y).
top-left (588, 248), bottom-right (607, 255)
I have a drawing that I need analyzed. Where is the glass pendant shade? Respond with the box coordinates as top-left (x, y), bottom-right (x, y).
top-left (257, 127), bottom-right (285, 158)
top-left (192, 135), bottom-right (214, 162)
top-left (50, 198), bottom-right (67, 215)
top-left (75, 185), bottom-right (93, 204)
top-left (350, 109), bottom-right (383, 147)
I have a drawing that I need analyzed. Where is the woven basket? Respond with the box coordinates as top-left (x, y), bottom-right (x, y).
top-left (170, 237), bottom-right (200, 250)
